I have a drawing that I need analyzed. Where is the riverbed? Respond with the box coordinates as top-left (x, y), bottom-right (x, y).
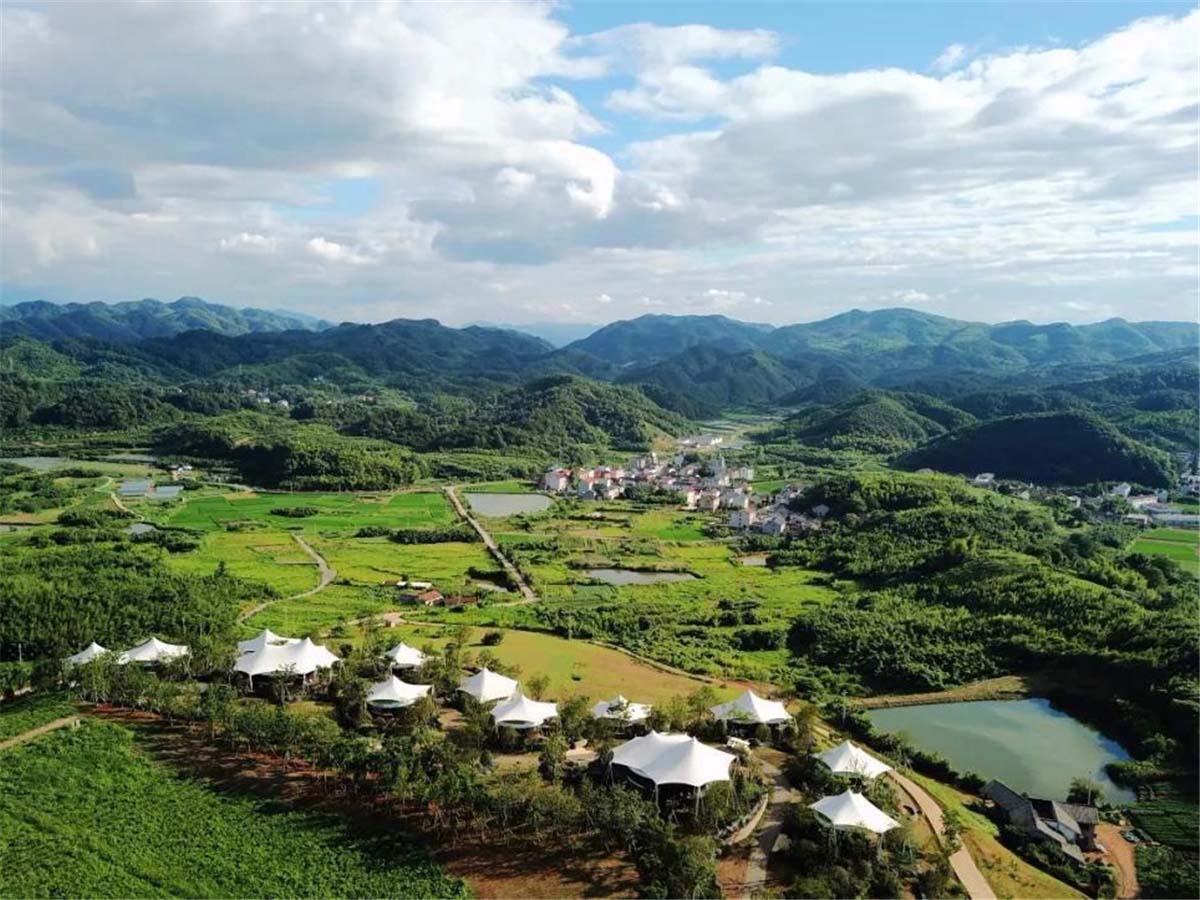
top-left (867, 698), bottom-right (1135, 803)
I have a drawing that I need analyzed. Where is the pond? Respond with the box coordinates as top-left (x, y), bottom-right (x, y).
top-left (586, 568), bottom-right (697, 586)
top-left (464, 492), bottom-right (552, 517)
top-left (867, 698), bottom-right (1135, 803)
top-left (6, 456), bottom-right (70, 471)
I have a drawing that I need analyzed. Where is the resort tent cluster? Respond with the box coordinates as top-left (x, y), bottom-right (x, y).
top-left (235, 637), bottom-right (340, 687)
top-left (65, 637), bottom-right (189, 667)
top-left (611, 731), bottom-right (737, 808)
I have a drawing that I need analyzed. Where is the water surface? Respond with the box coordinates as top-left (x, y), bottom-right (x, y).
top-left (586, 568), bottom-right (696, 585)
top-left (464, 492), bottom-right (552, 517)
top-left (867, 698), bottom-right (1134, 803)
top-left (7, 456), bottom-right (69, 471)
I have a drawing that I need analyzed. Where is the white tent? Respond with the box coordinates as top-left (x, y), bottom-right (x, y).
top-left (817, 741), bottom-right (892, 780)
top-left (810, 790), bottom-right (900, 835)
top-left (237, 629), bottom-right (299, 655)
top-left (491, 693), bottom-right (559, 730)
top-left (384, 642), bottom-right (426, 670)
top-left (611, 731), bottom-right (692, 777)
top-left (366, 675), bottom-right (432, 710)
top-left (710, 690), bottom-right (791, 725)
top-left (117, 637), bottom-right (188, 665)
top-left (234, 637), bottom-right (339, 682)
top-left (65, 642), bottom-right (109, 666)
top-left (591, 695), bottom-right (652, 724)
top-left (638, 736), bottom-right (735, 789)
top-left (457, 667), bottom-right (517, 704)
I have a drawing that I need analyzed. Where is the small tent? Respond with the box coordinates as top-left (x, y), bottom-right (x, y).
top-left (591, 695), bottom-right (652, 724)
top-left (117, 637), bottom-right (188, 665)
top-left (810, 790), bottom-right (900, 835)
top-left (457, 667), bottom-right (517, 704)
top-left (710, 690), bottom-right (791, 726)
top-left (366, 675), bottom-right (432, 710)
top-left (384, 642), bottom-right (426, 670)
top-left (65, 642), bottom-right (109, 666)
top-left (237, 629), bottom-right (299, 655)
top-left (816, 740), bottom-right (892, 780)
top-left (491, 693), bottom-right (559, 730)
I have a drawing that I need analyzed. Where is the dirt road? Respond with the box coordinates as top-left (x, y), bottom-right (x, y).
top-left (444, 486), bottom-right (537, 603)
top-left (0, 716), bottom-right (81, 752)
top-left (237, 534), bottom-right (335, 623)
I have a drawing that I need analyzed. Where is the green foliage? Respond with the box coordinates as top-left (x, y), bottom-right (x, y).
top-left (1136, 845), bottom-right (1200, 899)
top-left (767, 390), bottom-right (975, 453)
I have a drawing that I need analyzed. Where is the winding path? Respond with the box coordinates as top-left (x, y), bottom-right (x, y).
top-left (444, 486), bottom-right (537, 604)
top-left (887, 770), bottom-right (995, 900)
top-left (0, 716), bottom-right (81, 753)
top-left (237, 534), bottom-right (336, 623)
top-left (738, 760), bottom-right (799, 898)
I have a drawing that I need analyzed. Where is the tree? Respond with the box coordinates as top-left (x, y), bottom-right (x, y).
top-left (526, 673), bottom-right (551, 700)
top-left (538, 731), bottom-right (568, 782)
top-left (1067, 777), bottom-right (1104, 806)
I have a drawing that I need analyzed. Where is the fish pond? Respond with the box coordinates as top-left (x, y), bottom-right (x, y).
top-left (867, 698), bottom-right (1135, 803)
top-left (464, 492), bottom-right (552, 517)
top-left (586, 568), bottom-right (697, 586)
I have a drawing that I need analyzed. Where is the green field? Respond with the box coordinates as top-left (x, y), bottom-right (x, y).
top-left (0, 721), bottom-right (465, 898)
top-left (0, 693), bottom-right (77, 742)
top-left (1129, 799), bottom-right (1200, 852)
top-left (167, 490), bottom-right (454, 533)
top-left (1131, 527), bottom-right (1200, 577)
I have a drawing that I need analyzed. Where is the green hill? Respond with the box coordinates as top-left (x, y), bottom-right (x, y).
top-left (562, 314), bottom-right (774, 366)
top-left (899, 411), bottom-right (1177, 486)
top-left (767, 391), bottom-right (976, 453)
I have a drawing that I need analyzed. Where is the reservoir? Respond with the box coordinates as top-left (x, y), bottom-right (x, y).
top-left (464, 492), bottom-right (552, 517)
top-left (586, 568), bottom-right (697, 586)
top-left (867, 698), bottom-right (1135, 804)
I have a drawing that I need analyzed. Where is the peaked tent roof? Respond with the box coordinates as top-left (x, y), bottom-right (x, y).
top-left (591, 695), bottom-right (652, 723)
top-left (237, 629), bottom-right (300, 655)
top-left (611, 731), bottom-right (692, 777)
top-left (817, 741), bottom-right (892, 779)
top-left (366, 675), bottom-right (432, 708)
top-left (234, 637), bottom-right (339, 678)
top-left (639, 736), bottom-right (735, 789)
top-left (810, 790), bottom-right (900, 834)
top-left (491, 693), bottom-right (559, 729)
top-left (457, 667), bottom-right (517, 704)
top-left (117, 637), bottom-right (188, 665)
top-left (710, 690), bottom-right (791, 725)
top-left (65, 642), bottom-right (109, 666)
top-left (384, 642), bottom-right (426, 669)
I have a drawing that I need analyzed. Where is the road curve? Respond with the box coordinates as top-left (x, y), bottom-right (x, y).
top-left (237, 533), bottom-right (336, 624)
top-left (444, 486), bottom-right (537, 604)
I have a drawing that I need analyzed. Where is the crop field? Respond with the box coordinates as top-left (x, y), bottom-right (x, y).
top-left (168, 530), bottom-right (318, 595)
top-left (167, 489), bottom-right (453, 533)
top-left (243, 584), bottom-right (393, 636)
top-left (1131, 527), bottom-right (1199, 577)
top-left (0, 722), bottom-right (464, 898)
top-left (1129, 800), bottom-right (1200, 852)
top-left (458, 479), bottom-right (534, 493)
top-left (312, 536), bottom-right (502, 592)
top-left (0, 693), bottom-right (77, 742)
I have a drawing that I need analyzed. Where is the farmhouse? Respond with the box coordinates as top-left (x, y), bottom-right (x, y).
top-left (982, 780), bottom-right (1098, 864)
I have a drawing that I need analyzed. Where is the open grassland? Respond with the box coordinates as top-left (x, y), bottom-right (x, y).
top-left (965, 831), bottom-right (1086, 899)
top-left (168, 530), bottom-right (318, 596)
top-left (0, 721), bottom-right (464, 899)
top-left (167, 489), bottom-right (454, 533)
top-left (0, 693), bottom-right (77, 742)
top-left (1131, 526), bottom-right (1199, 577)
top-left (458, 479), bottom-right (533, 493)
top-left (312, 537), bottom-right (498, 592)
top-left (367, 623), bottom-right (741, 704)
top-left (243, 584), bottom-right (391, 637)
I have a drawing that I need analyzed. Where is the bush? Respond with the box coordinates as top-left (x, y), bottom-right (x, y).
top-left (269, 506), bottom-right (320, 518)
top-left (480, 631), bottom-right (504, 646)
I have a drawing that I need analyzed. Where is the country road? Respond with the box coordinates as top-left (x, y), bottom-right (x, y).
top-left (0, 716), bottom-right (81, 753)
top-left (237, 534), bottom-right (336, 623)
top-left (737, 759), bottom-right (799, 898)
top-left (444, 486), bottom-right (538, 604)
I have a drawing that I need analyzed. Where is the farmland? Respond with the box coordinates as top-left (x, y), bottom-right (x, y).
top-left (1131, 526), bottom-right (1199, 577)
top-left (0, 721), bottom-right (465, 898)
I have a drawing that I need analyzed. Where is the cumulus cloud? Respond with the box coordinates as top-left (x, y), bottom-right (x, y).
top-left (1, 2), bottom-right (1195, 325)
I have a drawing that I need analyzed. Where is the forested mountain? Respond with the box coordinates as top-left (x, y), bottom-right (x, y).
top-left (898, 411), bottom-right (1177, 486)
top-left (561, 314), bottom-right (775, 366)
top-left (766, 391), bottom-right (976, 453)
top-left (0, 297), bottom-right (328, 342)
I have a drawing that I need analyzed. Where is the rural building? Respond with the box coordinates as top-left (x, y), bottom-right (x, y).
top-left (982, 780), bottom-right (1098, 864)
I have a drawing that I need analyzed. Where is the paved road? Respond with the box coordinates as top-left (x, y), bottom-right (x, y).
top-left (237, 534), bottom-right (336, 623)
top-left (738, 760), bottom-right (799, 898)
top-left (0, 716), bottom-right (81, 752)
top-left (444, 486), bottom-right (537, 604)
top-left (887, 770), bottom-right (995, 900)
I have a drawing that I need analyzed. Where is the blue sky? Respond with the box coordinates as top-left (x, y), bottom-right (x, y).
top-left (2, 1), bottom-right (1197, 326)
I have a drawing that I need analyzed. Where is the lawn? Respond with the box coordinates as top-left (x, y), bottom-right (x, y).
top-left (0, 721), bottom-right (464, 898)
top-left (0, 693), bottom-right (77, 742)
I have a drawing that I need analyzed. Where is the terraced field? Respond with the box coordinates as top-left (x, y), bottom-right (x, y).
top-left (1131, 526), bottom-right (1199, 577)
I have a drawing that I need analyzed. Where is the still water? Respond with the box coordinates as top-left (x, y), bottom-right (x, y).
top-left (867, 698), bottom-right (1135, 803)
top-left (464, 492), bottom-right (552, 517)
top-left (586, 568), bottom-right (697, 585)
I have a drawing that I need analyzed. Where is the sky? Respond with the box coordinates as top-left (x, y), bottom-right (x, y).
top-left (2, 0), bottom-right (1197, 327)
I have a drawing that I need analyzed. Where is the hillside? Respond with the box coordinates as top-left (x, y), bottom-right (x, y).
top-left (561, 314), bottom-right (774, 366)
top-left (0, 297), bottom-right (328, 342)
top-left (899, 411), bottom-right (1177, 486)
top-left (767, 391), bottom-right (976, 453)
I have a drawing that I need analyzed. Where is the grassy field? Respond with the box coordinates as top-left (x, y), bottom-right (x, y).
top-left (312, 536), bottom-right (499, 591)
top-left (459, 479), bottom-right (534, 493)
top-left (1129, 799), bottom-right (1200, 852)
top-left (0, 721), bottom-right (464, 898)
top-left (168, 530), bottom-right (319, 595)
top-left (0, 693), bottom-right (77, 742)
top-left (167, 490), bottom-right (454, 533)
top-left (1131, 526), bottom-right (1199, 577)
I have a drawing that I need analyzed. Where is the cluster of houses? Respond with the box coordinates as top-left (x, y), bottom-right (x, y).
top-left (242, 387), bottom-right (290, 410)
top-left (385, 580), bottom-right (479, 609)
top-left (967, 471), bottom-right (1200, 527)
top-left (726, 485), bottom-right (829, 536)
top-left (542, 452), bottom-right (756, 510)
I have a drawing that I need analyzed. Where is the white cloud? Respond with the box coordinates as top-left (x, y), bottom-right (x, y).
top-left (219, 232), bottom-right (278, 253)
top-left (932, 43), bottom-right (968, 72)
top-left (306, 237), bottom-right (376, 266)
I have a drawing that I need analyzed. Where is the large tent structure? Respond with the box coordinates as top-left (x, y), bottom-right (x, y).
top-left (490, 693), bottom-right (559, 730)
top-left (810, 790), bottom-right (900, 835)
top-left (117, 637), bottom-right (188, 665)
top-left (237, 629), bottom-right (299, 655)
top-left (591, 695), bottom-right (652, 725)
top-left (611, 732), bottom-right (735, 809)
top-left (710, 690), bottom-right (791, 726)
top-left (457, 667), bottom-right (517, 704)
top-left (234, 637), bottom-right (339, 687)
top-left (366, 675), bottom-right (432, 710)
top-left (817, 741), bottom-right (892, 780)
top-left (384, 642), bottom-right (426, 670)
top-left (65, 642), bottom-right (109, 666)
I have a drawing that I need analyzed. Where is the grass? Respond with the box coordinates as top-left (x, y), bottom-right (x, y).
top-left (312, 537), bottom-right (502, 592)
top-left (244, 584), bottom-right (393, 637)
top-left (459, 479), bottom-right (533, 493)
top-left (0, 693), bottom-right (77, 742)
top-left (0, 721), bottom-right (464, 898)
top-left (167, 530), bottom-right (318, 596)
top-left (1130, 526), bottom-right (1199, 577)
top-left (965, 831), bottom-right (1086, 899)
top-left (167, 490), bottom-right (454, 533)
